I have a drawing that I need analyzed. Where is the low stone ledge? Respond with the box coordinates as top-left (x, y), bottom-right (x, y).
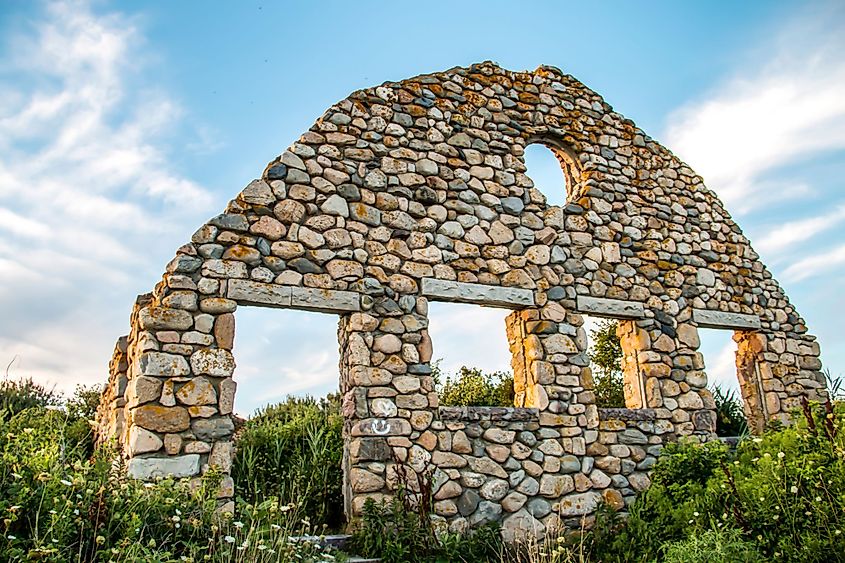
top-left (598, 408), bottom-right (656, 421)
top-left (692, 309), bottom-right (761, 330)
top-left (421, 278), bottom-right (534, 308)
top-left (439, 406), bottom-right (540, 422)
top-left (576, 296), bottom-right (645, 319)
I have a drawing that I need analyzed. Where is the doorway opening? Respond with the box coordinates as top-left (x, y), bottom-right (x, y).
top-left (230, 306), bottom-right (345, 530)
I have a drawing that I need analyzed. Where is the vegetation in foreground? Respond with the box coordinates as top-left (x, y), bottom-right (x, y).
top-left (2, 373), bottom-right (844, 561)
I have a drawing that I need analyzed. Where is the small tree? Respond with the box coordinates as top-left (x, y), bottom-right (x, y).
top-left (589, 320), bottom-right (625, 408)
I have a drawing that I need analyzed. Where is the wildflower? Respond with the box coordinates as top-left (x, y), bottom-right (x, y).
top-left (224, 535), bottom-right (235, 544)
top-left (7, 535), bottom-right (16, 540)
top-left (791, 486), bottom-right (799, 493)
top-left (271, 524), bottom-right (281, 530)
top-left (836, 530), bottom-right (841, 536)
top-left (805, 511), bottom-right (812, 516)
top-left (60, 479), bottom-right (73, 487)
top-left (96, 536), bottom-right (105, 545)
top-left (773, 513), bottom-right (779, 520)
top-left (23, 428), bottom-right (33, 433)
top-left (777, 452), bottom-right (785, 459)
top-left (693, 511), bottom-right (699, 517)
top-left (258, 545), bottom-right (267, 551)
top-left (233, 521), bottom-right (244, 529)
top-left (172, 515), bottom-right (181, 523)
top-left (815, 497), bottom-right (822, 502)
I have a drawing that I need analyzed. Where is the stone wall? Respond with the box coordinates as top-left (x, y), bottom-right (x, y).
top-left (96, 62), bottom-right (827, 529)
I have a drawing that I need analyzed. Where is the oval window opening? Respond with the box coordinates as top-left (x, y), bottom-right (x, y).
top-left (523, 143), bottom-right (572, 207)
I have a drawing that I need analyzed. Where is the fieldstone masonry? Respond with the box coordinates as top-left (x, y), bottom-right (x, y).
top-left (97, 62), bottom-right (827, 533)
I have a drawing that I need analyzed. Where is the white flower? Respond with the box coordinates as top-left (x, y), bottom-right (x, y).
top-left (7, 535), bottom-right (16, 540)
top-left (777, 452), bottom-right (785, 459)
top-left (60, 480), bottom-right (73, 487)
top-left (271, 524), bottom-right (281, 530)
top-left (693, 511), bottom-right (699, 517)
top-left (233, 521), bottom-right (244, 529)
top-left (224, 535), bottom-right (235, 544)
top-left (790, 486), bottom-right (799, 493)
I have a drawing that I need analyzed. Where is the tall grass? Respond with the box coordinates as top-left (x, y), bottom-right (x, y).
top-left (232, 395), bottom-right (345, 530)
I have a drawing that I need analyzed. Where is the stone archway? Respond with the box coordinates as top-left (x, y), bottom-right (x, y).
top-left (97, 62), bottom-right (828, 532)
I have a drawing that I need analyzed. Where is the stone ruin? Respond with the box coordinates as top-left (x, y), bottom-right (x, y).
top-left (96, 62), bottom-right (828, 536)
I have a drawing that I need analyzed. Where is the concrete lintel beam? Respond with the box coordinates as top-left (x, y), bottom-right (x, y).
top-left (420, 278), bottom-right (535, 309)
top-left (576, 296), bottom-right (645, 319)
top-left (692, 309), bottom-right (761, 331)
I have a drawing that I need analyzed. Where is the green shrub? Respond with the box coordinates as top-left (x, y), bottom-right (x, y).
top-left (663, 528), bottom-right (764, 563)
top-left (232, 394), bottom-right (344, 530)
top-left (351, 495), bottom-right (502, 563)
top-left (587, 401), bottom-right (845, 563)
top-left (437, 366), bottom-right (514, 407)
top-left (0, 376), bottom-right (60, 421)
top-left (0, 403), bottom-right (344, 562)
top-left (712, 384), bottom-right (748, 437)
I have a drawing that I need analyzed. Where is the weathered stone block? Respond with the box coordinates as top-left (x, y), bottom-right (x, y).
top-left (421, 278), bottom-right (534, 308)
top-left (190, 349), bottom-right (235, 377)
top-left (128, 454), bottom-right (200, 480)
top-left (227, 279), bottom-right (292, 307)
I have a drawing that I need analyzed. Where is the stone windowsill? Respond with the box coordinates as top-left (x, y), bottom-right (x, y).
top-left (598, 408), bottom-right (656, 422)
top-left (438, 406), bottom-right (540, 422)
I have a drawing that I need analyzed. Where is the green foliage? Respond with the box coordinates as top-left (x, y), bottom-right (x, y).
top-left (580, 401), bottom-right (845, 563)
top-left (0, 403), bottom-right (345, 561)
top-left (663, 529), bottom-right (764, 563)
top-left (232, 394), bottom-right (345, 530)
top-left (65, 384), bottom-right (103, 421)
top-left (351, 496), bottom-right (502, 563)
top-left (712, 384), bottom-right (749, 437)
top-left (0, 376), bottom-right (60, 421)
top-left (437, 365), bottom-right (514, 407)
top-left (588, 320), bottom-right (625, 408)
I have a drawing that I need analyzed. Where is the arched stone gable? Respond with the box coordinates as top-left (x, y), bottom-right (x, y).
top-left (97, 62), bottom-right (826, 532)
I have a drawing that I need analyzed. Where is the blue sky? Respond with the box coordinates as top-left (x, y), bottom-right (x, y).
top-left (1, 0), bottom-right (843, 415)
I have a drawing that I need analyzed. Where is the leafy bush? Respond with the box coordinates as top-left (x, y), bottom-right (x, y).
top-left (232, 394), bottom-right (344, 530)
top-left (712, 384), bottom-right (748, 437)
top-left (588, 320), bottom-right (625, 408)
top-left (436, 365), bottom-right (514, 407)
top-left (0, 403), bottom-right (344, 561)
top-left (663, 528), bottom-right (764, 563)
top-left (0, 376), bottom-right (60, 421)
top-left (351, 495), bottom-right (502, 563)
top-left (583, 400), bottom-right (845, 562)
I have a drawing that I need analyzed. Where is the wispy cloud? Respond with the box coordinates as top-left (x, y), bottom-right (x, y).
top-left (756, 204), bottom-right (845, 255)
top-left (663, 5), bottom-right (845, 214)
top-left (0, 1), bottom-right (214, 392)
top-left (782, 243), bottom-right (845, 282)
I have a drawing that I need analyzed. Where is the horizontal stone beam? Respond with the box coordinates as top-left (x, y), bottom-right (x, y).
top-left (291, 287), bottom-right (360, 313)
top-left (575, 296), bottom-right (645, 319)
top-left (692, 309), bottom-right (761, 331)
top-left (227, 280), bottom-right (360, 313)
top-left (421, 278), bottom-right (534, 308)
top-left (227, 279), bottom-right (291, 307)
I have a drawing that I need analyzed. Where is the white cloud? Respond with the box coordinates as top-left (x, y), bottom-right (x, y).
top-left (0, 1), bottom-right (215, 395)
top-left (664, 7), bottom-right (845, 213)
top-left (781, 243), bottom-right (845, 282)
top-left (756, 204), bottom-right (845, 255)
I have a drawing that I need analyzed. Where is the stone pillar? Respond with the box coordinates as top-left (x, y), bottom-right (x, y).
top-left (119, 267), bottom-right (238, 507)
top-left (339, 295), bottom-right (435, 519)
top-left (735, 330), bottom-right (826, 431)
top-left (616, 320), bottom-right (646, 409)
